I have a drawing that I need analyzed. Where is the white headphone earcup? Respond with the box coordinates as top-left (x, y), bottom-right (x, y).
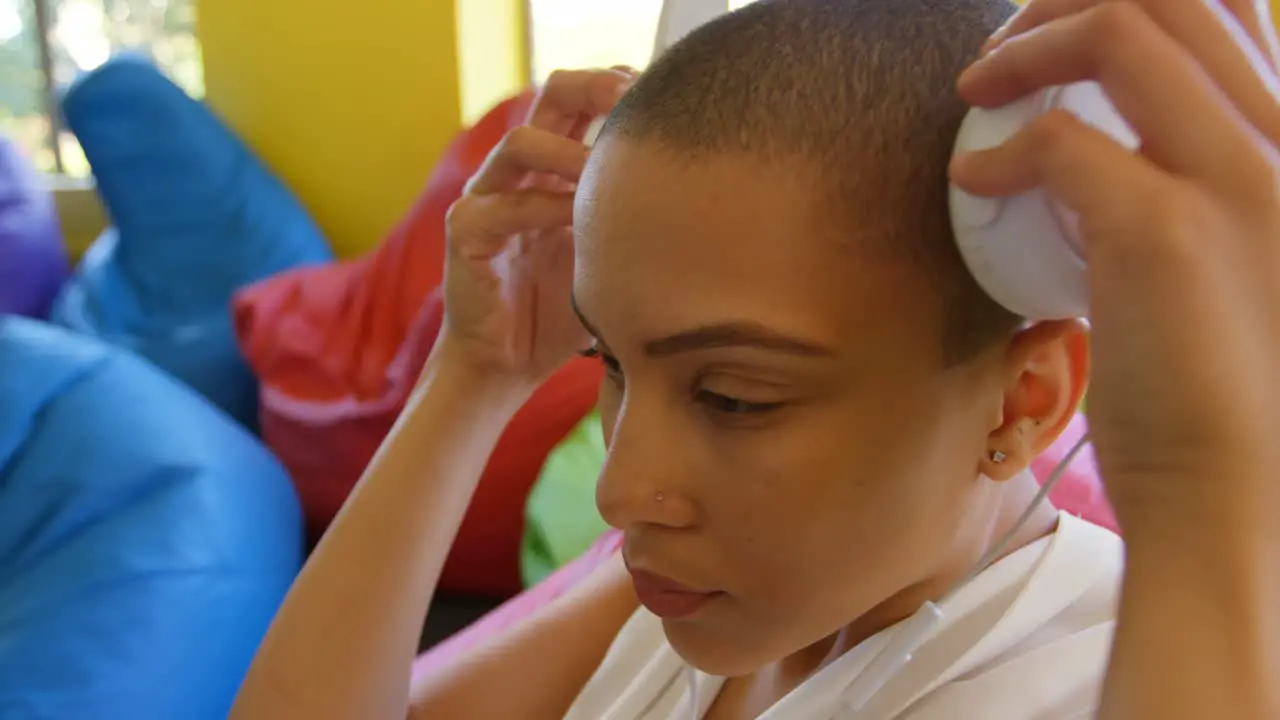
top-left (949, 82), bottom-right (1138, 320)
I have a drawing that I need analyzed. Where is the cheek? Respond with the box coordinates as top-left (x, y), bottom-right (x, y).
top-left (710, 411), bottom-right (901, 531)
top-left (703, 423), bottom-right (870, 586)
top-left (710, 407), bottom-right (971, 599)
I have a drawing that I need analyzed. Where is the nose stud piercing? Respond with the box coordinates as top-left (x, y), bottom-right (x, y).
top-left (991, 450), bottom-right (1007, 464)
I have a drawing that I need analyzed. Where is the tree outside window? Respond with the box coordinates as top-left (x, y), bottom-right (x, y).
top-left (0, 0), bottom-right (201, 178)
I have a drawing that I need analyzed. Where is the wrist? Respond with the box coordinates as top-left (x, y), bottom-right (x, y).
top-left (1116, 474), bottom-right (1280, 706)
top-left (1115, 509), bottom-right (1280, 719)
top-left (1112, 467), bottom-right (1277, 552)
top-left (413, 336), bottom-right (535, 422)
top-left (1122, 503), bottom-right (1279, 603)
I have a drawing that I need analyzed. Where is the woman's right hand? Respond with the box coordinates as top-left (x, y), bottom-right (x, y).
top-left (232, 73), bottom-right (632, 720)
top-left (436, 68), bottom-right (634, 391)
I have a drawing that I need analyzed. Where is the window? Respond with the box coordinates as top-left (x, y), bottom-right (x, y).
top-left (527, 0), bottom-right (757, 83)
top-left (0, 0), bottom-right (201, 179)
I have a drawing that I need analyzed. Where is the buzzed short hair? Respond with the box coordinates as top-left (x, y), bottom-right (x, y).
top-left (603, 0), bottom-right (1023, 365)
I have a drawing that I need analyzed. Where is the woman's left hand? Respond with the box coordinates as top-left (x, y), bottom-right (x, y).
top-left (950, 0), bottom-right (1280, 525)
top-left (950, 2), bottom-right (1280, 716)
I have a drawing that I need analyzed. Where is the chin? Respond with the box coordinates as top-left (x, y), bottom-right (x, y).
top-left (661, 618), bottom-right (773, 677)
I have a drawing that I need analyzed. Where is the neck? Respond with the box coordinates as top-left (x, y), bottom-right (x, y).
top-left (780, 471), bottom-right (1059, 685)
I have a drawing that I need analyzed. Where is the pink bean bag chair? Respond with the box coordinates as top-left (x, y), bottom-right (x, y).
top-left (1033, 413), bottom-right (1118, 533)
top-left (413, 530), bottom-right (624, 682)
top-left (414, 413), bottom-right (1116, 672)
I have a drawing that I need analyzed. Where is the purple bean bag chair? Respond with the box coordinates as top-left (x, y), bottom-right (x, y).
top-left (0, 138), bottom-right (69, 318)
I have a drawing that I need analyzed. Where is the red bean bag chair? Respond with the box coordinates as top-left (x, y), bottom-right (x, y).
top-left (233, 90), bottom-right (603, 596)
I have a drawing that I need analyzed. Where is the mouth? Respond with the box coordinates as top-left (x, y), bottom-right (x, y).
top-left (627, 568), bottom-right (723, 620)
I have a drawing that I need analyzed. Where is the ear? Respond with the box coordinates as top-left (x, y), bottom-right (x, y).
top-left (981, 320), bottom-right (1089, 481)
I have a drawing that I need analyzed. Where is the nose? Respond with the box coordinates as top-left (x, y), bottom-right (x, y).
top-left (595, 399), bottom-right (698, 531)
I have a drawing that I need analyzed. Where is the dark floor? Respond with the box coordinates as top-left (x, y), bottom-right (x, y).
top-left (418, 592), bottom-right (508, 653)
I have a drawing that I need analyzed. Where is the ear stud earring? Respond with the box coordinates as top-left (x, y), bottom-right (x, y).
top-left (990, 450), bottom-right (1007, 464)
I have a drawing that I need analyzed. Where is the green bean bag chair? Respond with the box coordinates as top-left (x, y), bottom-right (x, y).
top-left (520, 409), bottom-right (609, 587)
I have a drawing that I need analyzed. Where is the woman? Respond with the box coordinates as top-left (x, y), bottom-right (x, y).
top-left (232, 0), bottom-right (1280, 717)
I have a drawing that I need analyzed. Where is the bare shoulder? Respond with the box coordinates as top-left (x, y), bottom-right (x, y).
top-left (409, 551), bottom-right (638, 719)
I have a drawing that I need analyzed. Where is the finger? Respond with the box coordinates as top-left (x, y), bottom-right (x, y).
top-left (464, 126), bottom-right (589, 195)
top-left (1218, 0), bottom-right (1280, 71)
top-left (983, 0), bottom-right (1280, 103)
top-left (446, 189), bottom-right (575, 259)
top-left (949, 110), bottom-right (1194, 280)
top-left (951, 109), bottom-right (1165, 203)
top-left (988, 0), bottom-right (1275, 65)
top-left (565, 113), bottom-right (596, 145)
top-left (950, 112), bottom-right (1247, 384)
top-left (527, 68), bottom-right (633, 136)
top-left (982, 1), bottom-right (1031, 54)
top-left (960, 4), bottom-right (1266, 185)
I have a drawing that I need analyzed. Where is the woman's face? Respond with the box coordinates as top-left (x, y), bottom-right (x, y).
top-left (572, 139), bottom-right (1026, 677)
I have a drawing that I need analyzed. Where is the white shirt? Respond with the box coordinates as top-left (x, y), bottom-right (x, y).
top-left (564, 511), bottom-right (1122, 720)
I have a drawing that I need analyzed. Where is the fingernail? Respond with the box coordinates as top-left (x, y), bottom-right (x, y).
top-left (982, 14), bottom-right (1017, 55)
top-left (981, 30), bottom-right (1006, 56)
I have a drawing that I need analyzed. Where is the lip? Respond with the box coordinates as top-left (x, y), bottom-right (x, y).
top-left (628, 569), bottom-right (721, 620)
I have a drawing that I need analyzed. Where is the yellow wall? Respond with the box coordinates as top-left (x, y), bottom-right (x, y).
top-left (457, 0), bottom-right (530, 125)
top-left (196, 0), bottom-right (527, 258)
top-left (54, 182), bottom-right (106, 256)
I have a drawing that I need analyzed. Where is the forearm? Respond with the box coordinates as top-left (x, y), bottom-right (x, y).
top-left (409, 552), bottom-right (638, 719)
top-left (1100, 486), bottom-right (1280, 720)
top-left (232, 345), bottom-right (529, 720)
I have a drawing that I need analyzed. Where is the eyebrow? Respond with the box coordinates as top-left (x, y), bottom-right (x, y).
top-left (570, 293), bottom-right (834, 358)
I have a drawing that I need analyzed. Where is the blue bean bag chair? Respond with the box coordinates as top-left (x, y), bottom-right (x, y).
top-left (0, 137), bottom-right (68, 319)
top-left (0, 316), bottom-right (303, 719)
top-left (49, 55), bottom-right (333, 432)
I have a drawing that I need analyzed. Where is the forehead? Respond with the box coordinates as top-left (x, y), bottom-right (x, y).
top-left (573, 138), bottom-right (941, 356)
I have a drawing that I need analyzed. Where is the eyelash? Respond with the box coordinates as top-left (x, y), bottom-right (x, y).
top-left (578, 345), bottom-right (784, 417)
top-left (579, 345), bottom-right (621, 375)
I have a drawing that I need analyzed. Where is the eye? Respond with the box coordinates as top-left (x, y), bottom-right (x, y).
top-left (695, 390), bottom-right (783, 417)
top-left (579, 344), bottom-right (623, 379)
